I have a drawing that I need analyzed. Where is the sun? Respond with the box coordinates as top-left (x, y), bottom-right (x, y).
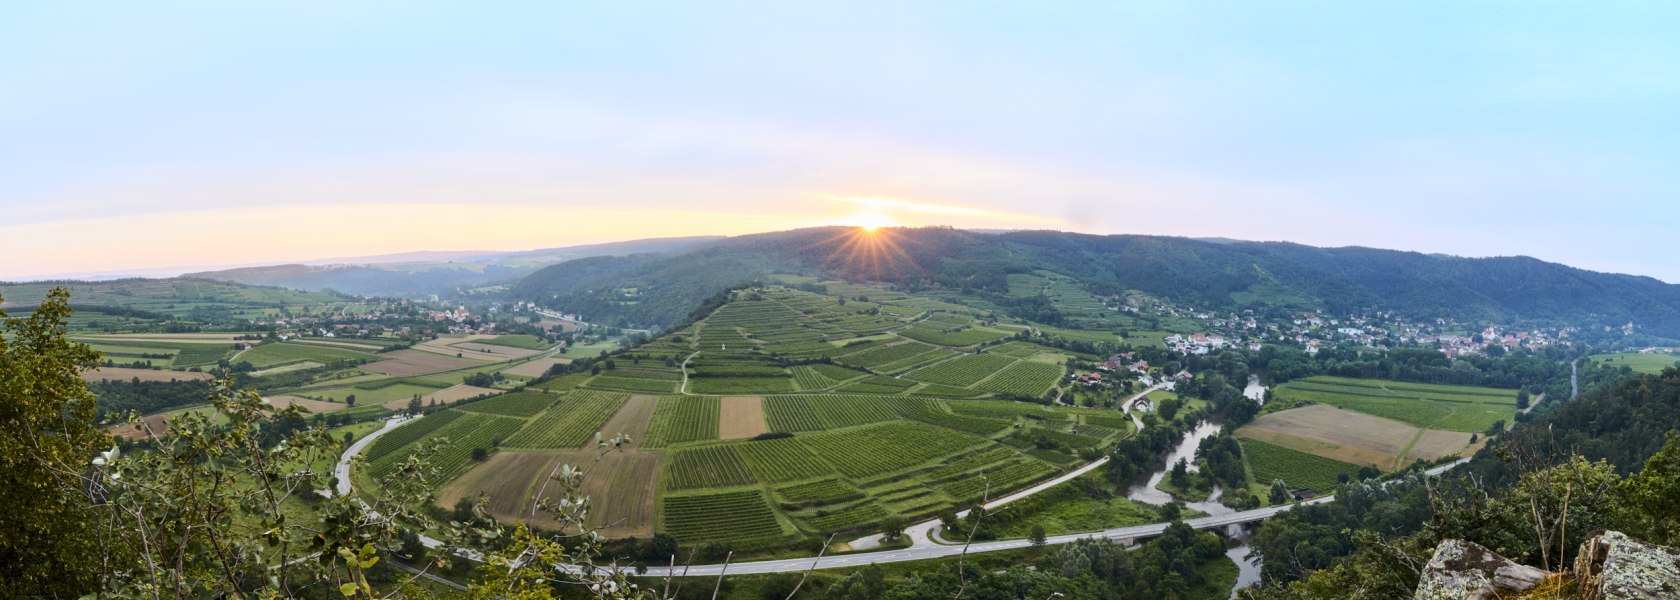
top-left (848, 211), bottom-right (898, 232)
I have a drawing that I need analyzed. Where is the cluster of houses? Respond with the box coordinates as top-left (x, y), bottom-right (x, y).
top-left (1146, 307), bottom-right (1576, 359)
top-left (1068, 353), bottom-right (1193, 389)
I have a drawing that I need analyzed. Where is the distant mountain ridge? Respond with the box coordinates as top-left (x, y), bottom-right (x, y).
top-left (184, 236), bottom-right (724, 297)
top-left (510, 227), bottom-right (1680, 338)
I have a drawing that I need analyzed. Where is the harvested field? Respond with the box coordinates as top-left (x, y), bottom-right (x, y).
top-left (718, 396), bottom-right (767, 440)
top-left (1406, 428), bottom-right (1476, 464)
top-left (1237, 404), bottom-right (1474, 471)
top-left (501, 357), bottom-right (569, 378)
top-left (109, 413), bottom-right (172, 440)
top-left (288, 338), bottom-right (390, 350)
top-left (80, 367), bottom-right (212, 383)
top-left (448, 342), bottom-right (542, 358)
top-left (412, 336), bottom-right (503, 362)
top-left (379, 384), bottom-right (501, 409)
top-left (598, 395), bottom-right (659, 448)
top-left (440, 450), bottom-right (661, 537)
top-left (265, 395), bottom-right (349, 414)
top-left (362, 350), bottom-right (481, 376)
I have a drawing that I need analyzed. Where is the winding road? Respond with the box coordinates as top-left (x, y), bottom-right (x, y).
top-left (338, 399), bottom-right (1471, 578)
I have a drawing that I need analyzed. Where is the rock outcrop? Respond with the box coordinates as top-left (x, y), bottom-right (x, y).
top-left (1574, 530), bottom-right (1680, 600)
top-left (1415, 539), bottom-right (1548, 600)
top-left (1416, 531), bottom-right (1680, 599)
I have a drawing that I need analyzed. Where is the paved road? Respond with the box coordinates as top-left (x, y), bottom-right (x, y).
top-left (340, 395), bottom-right (1471, 579)
top-left (333, 415), bottom-right (415, 497)
top-left (632, 457), bottom-right (1472, 577)
top-left (1572, 358), bottom-right (1580, 399)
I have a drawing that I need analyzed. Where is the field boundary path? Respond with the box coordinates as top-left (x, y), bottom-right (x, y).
top-left (678, 350), bottom-right (700, 395)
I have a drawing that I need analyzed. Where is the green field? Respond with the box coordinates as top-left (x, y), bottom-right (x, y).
top-left (1271, 376), bottom-right (1518, 432)
top-left (1590, 352), bottom-right (1680, 375)
top-left (476, 334), bottom-right (552, 350)
top-left (350, 284), bottom-right (1159, 548)
top-left (1240, 438), bottom-right (1362, 493)
top-left (239, 342), bottom-right (371, 368)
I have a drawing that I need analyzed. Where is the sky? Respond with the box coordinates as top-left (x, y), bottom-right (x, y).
top-left (3, 1), bottom-right (1678, 281)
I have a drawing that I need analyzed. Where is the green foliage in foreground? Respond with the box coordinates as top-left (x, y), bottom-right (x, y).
top-left (0, 287), bottom-right (653, 599)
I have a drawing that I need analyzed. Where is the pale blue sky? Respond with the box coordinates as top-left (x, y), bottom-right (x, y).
top-left (2, 1), bottom-right (1677, 280)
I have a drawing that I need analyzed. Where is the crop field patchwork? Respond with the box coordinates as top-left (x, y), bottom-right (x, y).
top-left (1237, 404), bottom-right (1474, 471)
top-left (1272, 376), bottom-right (1517, 432)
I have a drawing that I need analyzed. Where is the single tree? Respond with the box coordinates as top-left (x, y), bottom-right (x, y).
top-left (1170, 458), bottom-right (1191, 489)
top-left (1030, 524), bottom-right (1048, 547)
top-left (1269, 479), bottom-right (1290, 504)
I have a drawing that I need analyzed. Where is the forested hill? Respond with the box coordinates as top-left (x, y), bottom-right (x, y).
top-left (510, 226), bottom-right (1680, 335)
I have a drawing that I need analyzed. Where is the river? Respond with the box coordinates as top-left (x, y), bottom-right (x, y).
top-left (1121, 375), bottom-right (1268, 598)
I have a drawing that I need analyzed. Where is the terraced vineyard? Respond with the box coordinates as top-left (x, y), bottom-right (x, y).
top-left (642, 396), bottom-right (719, 448)
top-left (735, 437), bottom-right (833, 482)
top-left (456, 391), bottom-right (555, 417)
top-left (904, 353), bottom-right (1016, 386)
top-left (1241, 438), bottom-right (1362, 493)
top-left (973, 360), bottom-right (1064, 397)
top-left (502, 390), bottom-right (628, 449)
top-left (775, 478), bottom-right (865, 506)
top-left (664, 445), bottom-right (757, 490)
top-left (764, 395), bottom-right (899, 432)
top-left (661, 491), bottom-right (783, 542)
top-left (798, 421), bottom-right (987, 478)
top-left (355, 283), bottom-right (1137, 546)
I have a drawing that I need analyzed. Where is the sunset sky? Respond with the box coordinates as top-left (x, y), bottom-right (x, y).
top-left (3, 2), bottom-right (1678, 281)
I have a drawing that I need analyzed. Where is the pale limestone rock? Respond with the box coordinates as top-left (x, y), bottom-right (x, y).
top-left (1414, 539), bottom-right (1547, 600)
top-left (1575, 530), bottom-right (1680, 600)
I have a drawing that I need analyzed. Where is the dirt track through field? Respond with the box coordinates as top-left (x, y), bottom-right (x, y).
top-left (596, 395), bottom-right (658, 448)
top-left (440, 450), bottom-right (661, 538)
top-left (718, 396), bottom-right (767, 440)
